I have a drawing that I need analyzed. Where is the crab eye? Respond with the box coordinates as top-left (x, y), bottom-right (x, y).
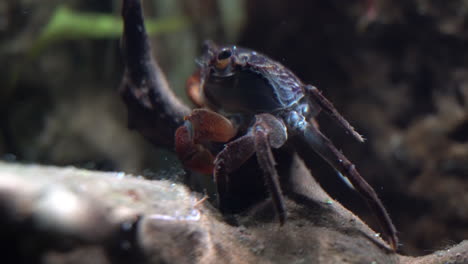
top-left (217, 49), bottom-right (232, 60)
top-left (215, 49), bottom-right (232, 70)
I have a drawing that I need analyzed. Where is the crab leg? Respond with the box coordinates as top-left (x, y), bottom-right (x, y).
top-left (214, 114), bottom-right (288, 224)
top-left (214, 135), bottom-right (256, 209)
top-left (304, 85), bottom-right (365, 142)
top-left (253, 124), bottom-right (287, 224)
top-left (301, 122), bottom-right (398, 250)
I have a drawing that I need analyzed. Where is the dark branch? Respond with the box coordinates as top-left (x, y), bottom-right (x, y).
top-left (120, 0), bottom-right (190, 149)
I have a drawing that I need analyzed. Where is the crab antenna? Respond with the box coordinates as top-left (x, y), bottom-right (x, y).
top-left (305, 85), bottom-right (365, 142)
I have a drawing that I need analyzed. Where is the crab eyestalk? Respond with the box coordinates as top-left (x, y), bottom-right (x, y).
top-left (215, 49), bottom-right (232, 70)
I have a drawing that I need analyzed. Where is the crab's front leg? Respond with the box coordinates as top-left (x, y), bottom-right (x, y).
top-left (176, 111), bottom-right (289, 223)
top-left (214, 114), bottom-right (288, 224)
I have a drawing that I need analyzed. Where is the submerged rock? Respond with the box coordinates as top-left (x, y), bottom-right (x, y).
top-left (0, 161), bottom-right (466, 264)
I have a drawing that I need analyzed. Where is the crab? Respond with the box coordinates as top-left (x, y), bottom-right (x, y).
top-left (173, 41), bottom-right (398, 250)
top-left (120, 0), bottom-right (397, 251)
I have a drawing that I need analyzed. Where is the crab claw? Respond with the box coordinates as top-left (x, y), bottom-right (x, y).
top-left (175, 109), bottom-right (237, 174)
top-left (175, 124), bottom-right (214, 174)
top-left (186, 70), bottom-right (205, 107)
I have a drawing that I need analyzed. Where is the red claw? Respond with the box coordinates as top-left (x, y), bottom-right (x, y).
top-left (186, 70), bottom-right (205, 107)
top-left (175, 125), bottom-right (214, 174)
top-left (175, 109), bottom-right (237, 175)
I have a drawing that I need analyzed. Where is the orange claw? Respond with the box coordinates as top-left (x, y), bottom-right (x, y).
top-left (186, 109), bottom-right (237, 143)
top-left (186, 70), bottom-right (205, 107)
top-left (175, 109), bottom-right (237, 174)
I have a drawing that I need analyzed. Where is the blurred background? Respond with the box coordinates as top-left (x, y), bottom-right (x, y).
top-left (1, 0), bottom-right (467, 255)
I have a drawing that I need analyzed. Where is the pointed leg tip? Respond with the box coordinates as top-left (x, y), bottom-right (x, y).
top-left (355, 132), bottom-right (366, 142)
top-left (277, 210), bottom-right (287, 226)
top-left (390, 237), bottom-right (399, 252)
top-left (383, 233), bottom-right (398, 252)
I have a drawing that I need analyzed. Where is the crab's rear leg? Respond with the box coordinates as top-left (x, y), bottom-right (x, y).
top-left (175, 109), bottom-right (237, 174)
top-left (214, 114), bottom-right (288, 224)
top-left (298, 122), bottom-right (398, 250)
top-left (304, 85), bottom-right (365, 142)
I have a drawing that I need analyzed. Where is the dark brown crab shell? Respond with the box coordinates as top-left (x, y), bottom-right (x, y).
top-left (199, 44), bottom-right (305, 115)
